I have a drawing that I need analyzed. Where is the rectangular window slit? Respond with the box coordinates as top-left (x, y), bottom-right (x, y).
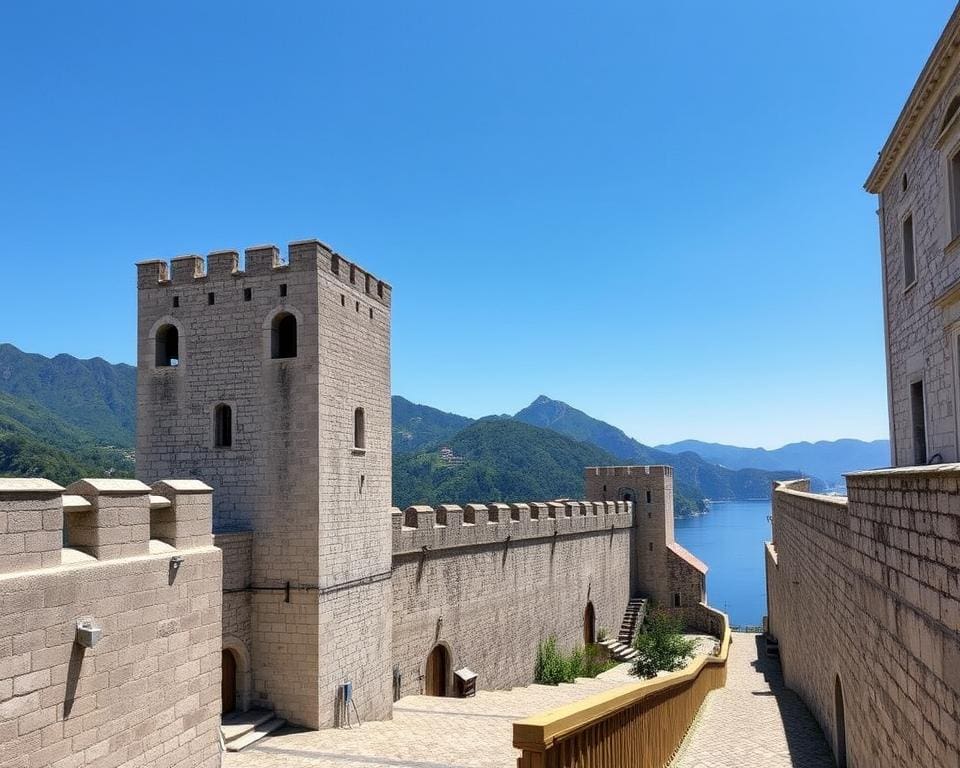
top-left (280, 284), bottom-right (287, 297)
top-left (244, 288), bottom-right (252, 302)
top-left (173, 296), bottom-right (179, 308)
top-left (208, 292), bottom-right (215, 305)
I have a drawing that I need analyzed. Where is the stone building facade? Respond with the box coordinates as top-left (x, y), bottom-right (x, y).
top-left (766, 471), bottom-right (960, 767)
top-left (866, 4), bottom-right (960, 466)
top-left (0, 477), bottom-right (222, 768)
top-left (132, 242), bottom-right (717, 733)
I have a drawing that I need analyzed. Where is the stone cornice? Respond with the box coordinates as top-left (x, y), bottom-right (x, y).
top-left (865, 5), bottom-right (960, 194)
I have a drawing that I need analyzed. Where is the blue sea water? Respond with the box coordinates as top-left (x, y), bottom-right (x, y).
top-left (674, 500), bottom-right (772, 628)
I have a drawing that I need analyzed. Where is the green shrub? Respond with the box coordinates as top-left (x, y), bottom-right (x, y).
top-left (630, 609), bottom-right (697, 679)
top-left (535, 635), bottom-right (616, 685)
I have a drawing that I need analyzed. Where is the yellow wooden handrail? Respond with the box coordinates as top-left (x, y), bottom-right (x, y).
top-left (513, 606), bottom-right (730, 767)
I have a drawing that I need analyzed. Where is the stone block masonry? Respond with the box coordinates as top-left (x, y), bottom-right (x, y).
top-left (0, 477), bottom-right (222, 768)
top-left (137, 241), bottom-right (393, 729)
top-left (391, 466), bottom-right (719, 701)
top-left (766, 467), bottom-right (960, 768)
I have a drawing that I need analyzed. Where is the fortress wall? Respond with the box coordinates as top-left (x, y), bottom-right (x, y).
top-left (766, 468), bottom-right (960, 768)
top-left (215, 531), bottom-right (253, 708)
top-left (0, 479), bottom-right (221, 768)
top-left (391, 501), bottom-right (633, 698)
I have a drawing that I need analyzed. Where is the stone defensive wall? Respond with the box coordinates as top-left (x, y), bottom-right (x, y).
top-left (391, 499), bottom-right (634, 698)
top-left (0, 477), bottom-right (222, 768)
top-left (766, 468), bottom-right (960, 768)
top-left (136, 239), bottom-right (392, 307)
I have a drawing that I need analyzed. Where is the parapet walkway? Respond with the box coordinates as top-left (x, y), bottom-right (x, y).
top-left (224, 664), bottom-right (639, 768)
top-left (671, 633), bottom-right (835, 768)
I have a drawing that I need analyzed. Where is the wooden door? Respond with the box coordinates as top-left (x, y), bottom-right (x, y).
top-left (425, 646), bottom-right (448, 697)
top-left (584, 602), bottom-right (596, 645)
top-left (222, 650), bottom-right (237, 714)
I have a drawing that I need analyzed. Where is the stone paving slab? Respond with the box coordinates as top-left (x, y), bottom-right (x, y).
top-left (224, 633), bottom-right (832, 768)
top-left (224, 664), bottom-right (638, 768)
top-left (671, 633), bottom-right (835, 768)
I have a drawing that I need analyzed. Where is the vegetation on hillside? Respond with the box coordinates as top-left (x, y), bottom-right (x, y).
top-left (392, 418), bottom-right (706, 515)
top-left (0, 392), bottom-right (133, 484)
top-left (392, 395), bottom-right (474, 454)
top-left (0, 343), bottom-right (136, 447)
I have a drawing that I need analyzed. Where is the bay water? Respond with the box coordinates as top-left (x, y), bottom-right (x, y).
top-left (674, 500), bottom-right (772, 628)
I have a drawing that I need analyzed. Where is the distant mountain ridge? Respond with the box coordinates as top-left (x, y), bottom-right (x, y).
top-left (655, 438), bottom-right (890, 486)
top-left (0, 345), bottom-right (136, 483)
top-left (513, 395), bottom-right (811, 502)
top-left (0, 343), bottom-right (136, 447)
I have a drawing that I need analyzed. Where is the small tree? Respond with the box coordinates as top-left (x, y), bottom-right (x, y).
top-left (630, 609), bottom-right (697, 679)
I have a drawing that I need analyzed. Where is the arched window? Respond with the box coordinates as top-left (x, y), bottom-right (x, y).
top-left (354, 407), bottom-right (365, 449)
top-left (155, 325), bottom-right (179, 367)
top-left (271, 313), bottom-right (297, 359)
top-left (214, 404), bottom-right (233, 448)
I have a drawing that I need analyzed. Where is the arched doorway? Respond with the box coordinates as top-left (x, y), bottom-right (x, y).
top-left (425, 645), bottom-right (449, 697)
top-left (583, 602), bottom-right (596, 645)
top-left (835, 675), bottom-right (847, 768)
top-left (222, 649), bottom-right (237, 715)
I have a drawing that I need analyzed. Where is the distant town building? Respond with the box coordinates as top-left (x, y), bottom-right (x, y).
top-left (866, 4), bottom-right (960, 466)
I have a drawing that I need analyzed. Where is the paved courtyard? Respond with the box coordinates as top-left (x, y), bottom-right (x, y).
top-left (225, 634), bottom-right (833, 768)
top-left (671, 633), bottom-right (835, 768)
top-left (224, 664), bottom-right (640, 768)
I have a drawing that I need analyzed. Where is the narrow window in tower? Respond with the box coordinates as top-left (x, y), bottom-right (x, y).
top-left (341, 294), bottom-right (345, 307)
top-left (271, 312), bottom-right (298, 359)
top-left (208, 292), bottom-right (215, 305)
top-left (902, 214), bottom-right (916, 288)
top-left (244, 288), bottom-right (252, 302)
top-left (355, 301), bottom-right (360, 312)
top-left (280, 284), bottom-right (287, 297)
top-left (155, 325), bottom-right (180, 367)
top-left (214, 404), bottom-right (233, 448)
top-left (369, 307), bottom-right (373, 319)
top-left (673, 592), bottom-right (682, 608)
top-left (646, 490), bottom-right (652, 504)
top-left (173, 296), bottom-right (180, 308)
top-left (354, 407), bottom-right (366, 449)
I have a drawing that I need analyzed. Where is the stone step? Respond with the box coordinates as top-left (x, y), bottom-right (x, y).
top-left (221, 709), bottom-right (275, 744)
top-left (224, 717), bottom-right (286, 752)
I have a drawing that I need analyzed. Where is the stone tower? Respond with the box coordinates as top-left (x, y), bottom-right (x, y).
top-left (584, 465), bottom-right (697, 609)
top-left (136, 240), bottom-right (393, 728)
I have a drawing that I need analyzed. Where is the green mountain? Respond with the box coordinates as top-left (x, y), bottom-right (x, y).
top-left (0, 343), bottom-right (136, 447)
top-left (514, 395), bottom-right (815, 501)
top-left (392, 396), bottom-right (474, 454)
top-left (392, 417), bottom-right (705, 515)
top-left (0, 391), bottom-right (134, 485)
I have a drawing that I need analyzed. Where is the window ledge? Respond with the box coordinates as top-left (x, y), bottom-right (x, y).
top-left (904, 279), bottom-right (918, 295)
top-left (351, 448), bottom-right (367, 456)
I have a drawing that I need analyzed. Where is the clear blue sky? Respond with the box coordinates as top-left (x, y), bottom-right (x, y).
top-left (0, 2), bottom-right (952, 448)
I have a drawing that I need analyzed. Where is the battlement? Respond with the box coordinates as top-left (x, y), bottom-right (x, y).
top-left (584, 465), bottom-right (673, 479)
top-left (0, 477), bottom-right (213, 574)
top-left (391, 499), bottom-right (633, 555)
top-left (136, 239), bottom-right (392, 307)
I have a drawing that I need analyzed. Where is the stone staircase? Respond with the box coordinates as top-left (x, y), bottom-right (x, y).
top-left (599, 598), bottom-right (648, 663)
top-left (221, 708), bottom-right (285, 752)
